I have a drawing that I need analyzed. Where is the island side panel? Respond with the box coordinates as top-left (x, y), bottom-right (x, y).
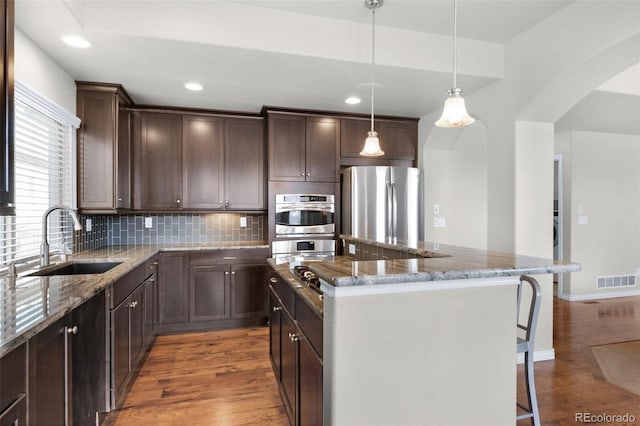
top-left (323, 278), bottom-right (518, 426)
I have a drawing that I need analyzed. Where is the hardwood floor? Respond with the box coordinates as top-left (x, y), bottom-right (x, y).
top-left (103, 327), bottom-right (288, 426)
top-left (105, 296), bottom-right (640, 425)
top-left (518, 296), bottom-right (640, 425)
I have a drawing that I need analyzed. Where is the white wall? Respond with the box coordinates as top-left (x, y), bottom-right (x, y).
top-left (421, 118), bottom-right (488, 249)
top-left (557, 131), bottom-right (640, 300)
top-left (14, 28), bottom-right (76, 114)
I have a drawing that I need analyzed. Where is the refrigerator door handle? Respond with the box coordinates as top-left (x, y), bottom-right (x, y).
top-left (386, 182), bottom-right (393, 239)
top-left (392, 183), bottom-right (398, 240)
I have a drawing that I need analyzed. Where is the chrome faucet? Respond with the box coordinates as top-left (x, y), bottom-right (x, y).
top-left (40, 206), bottom-right (83, 267)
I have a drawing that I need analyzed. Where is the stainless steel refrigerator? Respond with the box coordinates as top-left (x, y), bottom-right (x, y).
top-left (342, 166), bottom-right (423, 246)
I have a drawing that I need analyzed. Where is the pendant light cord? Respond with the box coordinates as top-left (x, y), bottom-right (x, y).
top-left (453, 0), bottom-right (457, 89)
top-left (371, 7), bottom-right (376, 133)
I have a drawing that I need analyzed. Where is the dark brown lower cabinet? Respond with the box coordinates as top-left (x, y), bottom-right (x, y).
top-left (190, 264), bottom-right (229, 321)
top-left (156, 248), bottom-right (269, 333)
top-left (28, 315), bottom-right (72, 426)
top-left (0, 394), bottom-right (25, 426)
top-left (72, 291), bottom-right (108, 426)
top-left (269, 272), bottom-right (323, 426)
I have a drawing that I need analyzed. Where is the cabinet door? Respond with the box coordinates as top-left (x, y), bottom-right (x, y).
top-left (340, 117), bottom-right (374, 158)
top-left (140, 112), bottom-right (183, 209)
top-left (225, 118), bottom-right (265, 209)
top-left (72, 291), bottom-right (107, 426)
top-left (158, 252), bottom-right (189, 324)
top-left (280, 311), bottom-right (297, 422)
top-left (129, 286), bottom-right (145, 366)
top-left (116, 107), bottom-right (132, 209)
top-left (268, 114), bottom-right (305, 181)
top-left (77, 90), bottom-right (116, 209)
top-left (268, 288), bottom-right (282, 381)
top-left (183, 115), bottom-right (224, 209)
top-left (28, 315), bottom-right (71, 426)
top-left (305, 116), bottom-right (340, 182)
top-left (298, 334), bottom-right (323, 426)
top-left (112, 298), bottom-right (130, 397)
top-left (377, 120), bottom-right (417, 161)
top-left (189, 264), bottom-right (230, 321)
top-left (230, 263), bottom-right (268, 319)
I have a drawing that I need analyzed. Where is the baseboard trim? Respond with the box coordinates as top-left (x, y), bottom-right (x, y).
top-left (517, 349), bottom-right (555, 364)
top-left (557, 289), bottom-right (640, 301)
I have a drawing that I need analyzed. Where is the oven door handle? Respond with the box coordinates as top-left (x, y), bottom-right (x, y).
top-left (276, 204), bottom-right (335, 212)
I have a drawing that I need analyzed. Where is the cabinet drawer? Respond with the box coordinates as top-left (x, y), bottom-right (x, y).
top-left (145, 255), bottom-right (159, 279)
top-left (113, 263), bottom-right (146, 307)
top-left (270, 274), bottom-right (296, 316)
top-left (189, 248), bottom-right (268, 266)
top-left (296, 296), bottom-right (323, 358)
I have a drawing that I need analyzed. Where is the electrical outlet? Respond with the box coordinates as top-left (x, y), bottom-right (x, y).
top-left (578, 215), bottom-right (588, 225)
top-left (434, 217), bottom-right (446, 228)
top-left (145, 217), bottom-right (153, 228)
top-left (240, 217), bottom-right (247, 228)
top-left (349, 244), bottom-right (356, 255)
top-left (85, 218), bottom-right (92, 232)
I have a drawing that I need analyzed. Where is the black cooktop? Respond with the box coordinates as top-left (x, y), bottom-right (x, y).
top-left (292, 265), bottom-right (323, 295)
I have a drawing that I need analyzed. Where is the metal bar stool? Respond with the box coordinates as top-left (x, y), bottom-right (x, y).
top-left (516, 275), bottom-right (542, 426)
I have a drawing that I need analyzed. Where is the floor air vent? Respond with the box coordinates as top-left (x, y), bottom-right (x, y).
top-left (596, 274), bottom-right (637, 289)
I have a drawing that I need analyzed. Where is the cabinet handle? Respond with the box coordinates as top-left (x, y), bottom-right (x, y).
top-left (223, 256), bottom-right (236, 260)
top-left (129, 300), bottom-right (138, 308)
top-left (231, 271), bottom-right (236, 275)
top-left (117, 197), bottom-right (123, 202)
top-left (307, 172), bottom-right (310, 177)
top-left (152, 261), bottom-right (159, 266)
top-left (225, 271), bottom-right (229, 275)
top-left (301, 173), bottom-right (305, 176)
top-left (288, 332), bottom-right (299, 343)
top-left (273, 306), bottom-right (282, 312)
top-left (148, 278), bottom-right (155, 282)
top-left (225, 200), bottom-right (230, 205)
top-left (65, 326), bottom-right (78, 335)
top-left (270, 277), bottom-right (278, 283)
top-left (176, 199), bottom-right (181, 204)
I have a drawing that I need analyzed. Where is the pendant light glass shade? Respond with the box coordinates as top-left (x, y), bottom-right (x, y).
top-left (435, 88), bottom-right (475, 127)
top-left (360, 0), bottom-right (385, 157)
top-left (360, 131), bottom-right (384, 156)
top-left (435, 0), bottom-right (475, 128)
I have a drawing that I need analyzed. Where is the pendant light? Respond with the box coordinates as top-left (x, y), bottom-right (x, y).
top-left (435, 0), bottom-right (475, 128)
top-left (360, 0), bottom-right (385, 157)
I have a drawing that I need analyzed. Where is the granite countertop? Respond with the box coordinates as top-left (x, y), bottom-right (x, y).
top-left (0, 242), bottom-right (268, 358)
top-left (313, 236), bottom-right (581, 288)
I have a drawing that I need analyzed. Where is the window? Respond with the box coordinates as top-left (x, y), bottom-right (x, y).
top-left (0, 81), bottom-right (80, 269)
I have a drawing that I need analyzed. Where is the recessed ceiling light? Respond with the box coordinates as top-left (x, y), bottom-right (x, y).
top-left (184, 82), bottom-right (203, 91)
top-left (61, 35), bottom-right (91, 48)
top-left (345, 96), bottom-right (361, 105)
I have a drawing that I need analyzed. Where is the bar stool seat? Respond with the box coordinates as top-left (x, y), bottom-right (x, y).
top-left (516, 275), bottom-right (542, 426)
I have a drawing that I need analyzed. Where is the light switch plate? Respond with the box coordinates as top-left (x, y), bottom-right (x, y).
top-left (144, 217), bottom-right (153, 228)
top-left (349, 244), bottom-right (356, 255)
top-left (433, 204), bottom-right (440, 215)
top-left (85, 218), bottom-right (92, 232)
top-left (434, 217), bottom-right (446, 228)
top-left (240, 217), bottom-right (247, 228)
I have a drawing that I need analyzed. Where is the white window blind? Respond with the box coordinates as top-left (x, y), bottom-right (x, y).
top-left (0, 81), bottom-right (80, 268)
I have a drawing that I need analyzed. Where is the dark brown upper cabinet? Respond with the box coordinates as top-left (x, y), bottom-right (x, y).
top-left (340, 117), bottom-right (418, 167)
top-left (182, 115), bottom-right (225, 209)
top-left (0, 0), bottom-right (14, 215)
top-left (76, 82), bottom-right (133, 212)
top-left (135, 111), bottom-right (264, 212)
top-left (137, 112), bottom-right (183, 210)
top-left (182, 115), bottom-right (264, 210)
top-left (224, 118), bottom-right (265, 210)
top-left (268, 112), bottom-right (339, 182)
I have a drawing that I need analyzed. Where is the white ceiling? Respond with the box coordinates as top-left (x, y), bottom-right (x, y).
top-left (14, 0), bottom-right (638, 126)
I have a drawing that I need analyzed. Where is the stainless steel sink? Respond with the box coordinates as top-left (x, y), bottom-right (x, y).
top-left (28, 261), bottom-right (123, 277)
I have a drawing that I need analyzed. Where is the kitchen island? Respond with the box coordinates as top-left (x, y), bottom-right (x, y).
top-left (269, 236), bottom-right (580, 426)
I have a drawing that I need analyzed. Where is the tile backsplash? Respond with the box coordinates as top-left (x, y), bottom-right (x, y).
top-left (78, 213), bottom-right (266, 247)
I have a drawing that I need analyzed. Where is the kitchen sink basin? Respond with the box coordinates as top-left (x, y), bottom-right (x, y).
top-left (28, 261), bottom-right (123, 277)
